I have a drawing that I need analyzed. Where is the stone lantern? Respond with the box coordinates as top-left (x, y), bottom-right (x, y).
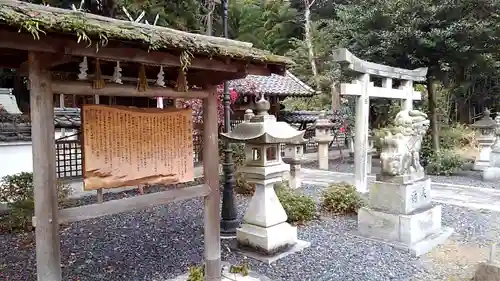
top-left (483, 115), bottom-right (500, 181)
top-left (221, 96), bottom-right (308, 261)
top-left (472, 108), bottom-right (496, 171)
top-left (282, 140), bottom-right (308, 189)
top-left (313, 111), bottom-right (334, 170)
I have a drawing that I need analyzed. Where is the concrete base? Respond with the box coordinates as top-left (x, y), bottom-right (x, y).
top-left (357, 205), bottom-right (453, 256)
top-left (483, 167), bottom-right (500, 181)
top-left (236, 222), bottom-right (297, 255)
top-left (474, 160), bottom-right (491, 171)
top-left (167, 262), bottom-right (274, 281)
top-left (370, 177), bottom-right (431, 215)
top-left (474, 262), bottom-right (500, 281)
top-left (231, 239), bottom-right (311, 264)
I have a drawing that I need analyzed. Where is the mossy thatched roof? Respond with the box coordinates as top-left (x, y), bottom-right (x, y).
top-left (0, 1), bottom-right (292, 66)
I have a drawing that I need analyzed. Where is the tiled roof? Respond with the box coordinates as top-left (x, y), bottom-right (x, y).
top-left (0, 89), bottom-right (22, 114)
top-left (0, 107), bottom-right (31, 142)
top-left (229, 71), bottom-right (316, 97)
top-left (0, 91), bottom-right (82, 142)
top-left (0, 107), bottom-right (81, 142)
top-left (54, 107), bottom-right (81, 128)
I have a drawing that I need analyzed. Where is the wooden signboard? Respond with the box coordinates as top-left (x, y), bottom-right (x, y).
top-left (82, 105), bottom-right (194, 190)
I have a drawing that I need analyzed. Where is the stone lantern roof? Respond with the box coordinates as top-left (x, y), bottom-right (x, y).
top-left (472, 108), bottom-right (496, 128)
top-left (221, 96), bottom-right (305, 144)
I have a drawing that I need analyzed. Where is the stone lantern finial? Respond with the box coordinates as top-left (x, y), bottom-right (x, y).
top-left (255, 95), bottom-right (270, 116)
top-left (484, 108), bottom-right (491, 118)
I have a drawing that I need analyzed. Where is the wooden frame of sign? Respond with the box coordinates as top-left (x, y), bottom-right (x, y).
top-left (0, 2), bottom-right (289, 281)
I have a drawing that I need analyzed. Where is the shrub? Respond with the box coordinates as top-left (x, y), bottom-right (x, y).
top-left (0, 172), bottom-right (71, 232)
top-left (274, 181), bottom-right (317, 223)
top-left (425, 150), bottom-right (466, 176)
top-left (440, 123), bottom-right (477, 149)
top-left (219, 141), bottom-right (246, 170)
top-left (187, 265), bottom-right (204, 281)
top-left (234, 173), bottom-right (255, 196)
top-left (231, 143), bottom-right (246, 169)
top-left (321, 182), bottom-right (363, 214)
top-left (420, 123), bottom-right (477, 167)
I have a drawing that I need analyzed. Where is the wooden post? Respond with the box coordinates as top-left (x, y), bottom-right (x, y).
top-left (94, 94), bottom-right (104, 203)
top-left (29, 52), bottom-right (62, 281)
top-left (203, 87), bottom-right (221, 281)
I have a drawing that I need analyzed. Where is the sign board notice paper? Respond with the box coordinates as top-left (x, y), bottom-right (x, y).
top-left (82, 105), bottom-right (194, 190)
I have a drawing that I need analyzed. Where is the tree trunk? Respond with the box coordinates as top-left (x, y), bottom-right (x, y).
top-left (303, 0), bottom-right (318, 86)
top-left (427, 77), bottom-right (440, 152)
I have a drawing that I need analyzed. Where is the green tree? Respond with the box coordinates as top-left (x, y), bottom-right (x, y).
top-left (217, 0), bottom-right (299, 55)
top-left (318, 0), bottom-right (500, 151)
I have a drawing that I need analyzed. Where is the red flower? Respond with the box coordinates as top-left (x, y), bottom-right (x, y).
top-left (229, 88), bottom-right (239, 104)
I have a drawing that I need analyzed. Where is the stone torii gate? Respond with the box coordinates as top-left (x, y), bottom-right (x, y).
top-left (333, 48), bottom-right (428, 193)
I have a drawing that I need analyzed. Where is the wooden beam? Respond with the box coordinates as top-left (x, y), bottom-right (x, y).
top-left (203, 86), bottom-right (222, 280)
top-left (52, 81), bottom-right (210, 99)
top-left (18, 54), bottom-right (74, 75)
top-left (0, 30), bottom-right (274, 76)
top-left (29, 52), bottom-right (62, 281)
top-left (33, 184), bottom-right (211, 226)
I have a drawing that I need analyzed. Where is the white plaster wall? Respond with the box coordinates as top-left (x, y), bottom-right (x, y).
top-left (0, 142), bottom-right (33, 179)
top-left (55, 129), bottom-right (78, 140)
top-left (0, 130), bottom-right (78, 180)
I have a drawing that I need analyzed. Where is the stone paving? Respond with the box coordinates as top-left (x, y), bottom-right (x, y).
top-left (301, 168), bottom-right (500, 212)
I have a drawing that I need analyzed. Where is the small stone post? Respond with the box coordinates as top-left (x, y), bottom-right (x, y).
top-left (313, 111), bottom-right (334, 170)
top-left (472, 109), bottom-right (496, 171)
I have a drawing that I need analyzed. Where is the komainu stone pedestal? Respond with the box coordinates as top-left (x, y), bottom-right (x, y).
top-left (358, 176), bottom-right (453, 256)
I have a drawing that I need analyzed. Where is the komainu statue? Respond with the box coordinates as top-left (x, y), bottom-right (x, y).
top-left (379, 110), bottom-right (430, 176)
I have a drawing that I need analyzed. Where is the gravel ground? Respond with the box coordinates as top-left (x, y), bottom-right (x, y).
top-left (303, 158), bottom-right (497, 189)
top-left (1, 183), bottom-right (499, 281)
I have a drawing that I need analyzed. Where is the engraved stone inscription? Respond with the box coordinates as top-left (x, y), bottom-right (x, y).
top-left (82, 105), bottom-right (194, 190)
top-left (411, 190), bottom-right (418, 204)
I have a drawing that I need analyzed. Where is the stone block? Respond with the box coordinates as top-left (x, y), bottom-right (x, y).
top-left (483, 167), bottom-right (500, 181)
top-left (236, 222), bottom-right (297, 255)
top-left (491, 151), bottom-right (500, 167)
top-left (369, 177), bottom-right (432, 215)
top-left (357, 205), bottom-right (453, 256)
top-left (358, 207), bottom-right (400, 241)
top-left (231, 239), bottom-right (310, 265)
top-left (474, 262), bottom-right (500, 281)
